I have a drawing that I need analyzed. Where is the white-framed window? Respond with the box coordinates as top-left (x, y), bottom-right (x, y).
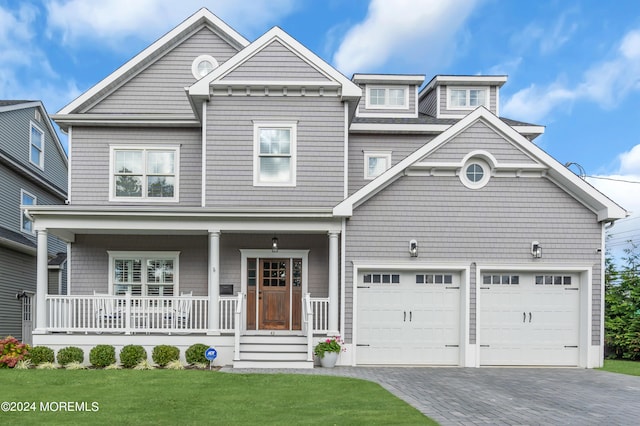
top-left (460, 158), bottom-right (491, 189)
top-left (253, 122), bottom-right (297, 186)
top-left (108, 251), bottom-right (180, 296)
top-left (364, 151), bottom-right (392, 179)
top-left (29, 122), bottom-right (44, 169)
top-left (109, 146), bottom-right (179, 201)
top-left (20, 190), bottom-right (36, 234)
top-left (366, 86), bottom-right (408, 109)
top-left (191, 54), bottom-right (219, 79)
top-left (447, 87), bottom-right (489, 109)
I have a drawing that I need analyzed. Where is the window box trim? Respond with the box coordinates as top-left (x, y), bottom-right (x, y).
top-left (363, 151), bottom-right (392, 180)
top-left (253, 121), bottom-right (297, 187)
top-left (107, 251), bottom-right (180, 296)
top-left (446, 86), bottom-right (489, 110)
top-left (365, 86), bottom-right (409, 110)
top-left (20, 189), bottom-right (36, 235)
top-left (108, 145), bottom-right (180, 202)
top-left (29, 121), bottom-right (45, 170)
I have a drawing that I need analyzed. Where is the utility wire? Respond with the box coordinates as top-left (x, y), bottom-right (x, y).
top-left (587, 175), bottom-right (640, 184)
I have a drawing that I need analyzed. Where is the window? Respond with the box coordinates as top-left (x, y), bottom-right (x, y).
top-left (535, 275), bottom-right (573, 286)
top-left (366, 86), bottom-right (408, 109)
top-left (29, 122), bottom-right (44, 169)
top-left (448, 87), bottom-right (488, 109)
top-left (110, 147), bottom-right (179, 201)
top-left (108, 251), bottom-right (179, 296)
top-left (483, 275), bottom-right (520, 285)
top-left (364, 151), bottom-right (392, 179)
top-left (254, 122), bottom-right (297, 186)
top-left (416, 274), bottom-right (453, 284)
top-left (20, 190), bottom-right (36, 234)
top-left (363, 273), bottom-right (400, 284)
top-left (460, 158), bottom-right (491, 189)
top-left (191, 55), bottom-right (219, 79)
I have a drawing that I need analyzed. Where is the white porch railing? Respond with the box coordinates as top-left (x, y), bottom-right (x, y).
top-left (309, 297), bottom-right (330, 334)
top-left (303, 293), bottom-right (313, 361)
top-left (219, 295), bottom-right (239, 332)
top-left (234, 292), bottom-right (243, 361)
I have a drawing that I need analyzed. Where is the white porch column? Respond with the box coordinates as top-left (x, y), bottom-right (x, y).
top-left (34, 229), bottom-right (48, 333)
top-left (207, 231), bottom-right (220, 335)
top-left (328, 232), bottom-right (339, 335)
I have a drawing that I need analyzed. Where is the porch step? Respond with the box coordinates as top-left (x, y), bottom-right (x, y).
top-left (234, 335), bottom-right (314, 369)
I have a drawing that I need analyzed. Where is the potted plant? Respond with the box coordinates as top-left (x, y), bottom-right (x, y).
top-left (314, 336), bottom-right (343, 368)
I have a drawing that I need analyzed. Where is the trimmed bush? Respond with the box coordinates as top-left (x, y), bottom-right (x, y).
top-left (28, 346), bottom-right (55, 365)
top-left (152, 345), bottom-right (180, 367)
top-left (185, 343), bottom-right (208, 364)
top-left (57, 346), bottom-right (84, 366)
top-left (0, 336), bottom-right (30, 368)
top-left (90, 345), bottom-right (116, 368)
top-left (120, 345), bottom-right (147, 368)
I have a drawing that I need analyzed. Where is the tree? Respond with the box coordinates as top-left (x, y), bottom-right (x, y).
top-left (605, 242), bottom-right (640, 360)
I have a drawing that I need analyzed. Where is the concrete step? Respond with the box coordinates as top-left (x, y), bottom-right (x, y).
top-left (240, 343), bottom-right (308, 353)
top-left (240, 335), bottom-right (307, 344)
top-left (240, 351), bottom-right (308, 361)
top-left (233, 359), bottom-right (314, 369)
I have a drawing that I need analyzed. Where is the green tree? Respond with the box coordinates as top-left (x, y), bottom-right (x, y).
top-left (605, 242), bottom-right (640, 360)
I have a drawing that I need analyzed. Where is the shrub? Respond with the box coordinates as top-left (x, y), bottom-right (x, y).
top-left (152, 345), bottom-right (180, 367)
top-left (133, 359), bottom-right (154, 370)
top-left (57, 346), bottom-right (84, 366)
top-left (0, 336), bottom-right (30, 368)
top-left (120, 345), bottom-right (147, 368)
top-left (165, 360), bottom-right (185, 370)
top-left (185, 343), bottom-right (208, 364)
top-left (90, 345), bottom-right (116, 368)
top-left (36, 362), bottom-right (57, 370)
top-left (28, 346), bottom-right (55, 365)
top-left (65, 361), bottom-right (87, 370)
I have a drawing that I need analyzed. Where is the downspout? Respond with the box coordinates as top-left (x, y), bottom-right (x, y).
top-left (201, 101), bottom-right (207, 208)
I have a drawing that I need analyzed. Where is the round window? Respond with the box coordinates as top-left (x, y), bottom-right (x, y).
top-left (191, 55), bottom-right (219, 79)
top-left (460, 159), bottom-right (490, 189)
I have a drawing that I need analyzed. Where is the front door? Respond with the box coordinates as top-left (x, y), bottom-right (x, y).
top-left (259, 259), bottom-right (290, 330)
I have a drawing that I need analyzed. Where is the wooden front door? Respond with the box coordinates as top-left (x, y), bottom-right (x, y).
top-left (259, 259), bottom-right (290, 330)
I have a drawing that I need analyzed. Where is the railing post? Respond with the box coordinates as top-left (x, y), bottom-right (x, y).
top-left (125, 292), bottom-right (132, 335)
top-left (305, 293), bottom-right (313, 362)
top-left (234, 292), bottom-right (243, 361)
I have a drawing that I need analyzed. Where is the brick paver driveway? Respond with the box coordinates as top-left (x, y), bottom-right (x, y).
top-left (224, 367), bottom-right (640, 425)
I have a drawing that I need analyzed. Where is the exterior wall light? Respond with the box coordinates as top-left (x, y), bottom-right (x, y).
top-left (409, 239), bottom-right (418, 257)
top-left (531, 241), bottom-right (542, 258)
top-left (272, 236), bottom-right (279, 252)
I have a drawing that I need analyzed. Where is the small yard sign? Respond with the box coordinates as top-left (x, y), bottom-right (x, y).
top-left (205, 347), bottom-right (217, 370)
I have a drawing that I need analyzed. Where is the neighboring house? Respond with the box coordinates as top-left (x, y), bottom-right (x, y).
top-left (30, 9), bottom-right (626, 368)
top-left (0, 100), bottom-right (68, 345)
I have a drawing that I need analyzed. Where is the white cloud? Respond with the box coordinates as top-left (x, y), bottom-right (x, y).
top-left (503, 28), bottom-right (640, 121)
top-left (512, 12), bottom-right (578, 56)
top-left (44, 0), bottom-right (297, 47)
top-left (332, 0), bottom-right (478, 76)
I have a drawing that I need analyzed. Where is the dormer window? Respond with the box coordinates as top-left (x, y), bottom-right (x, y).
top-left (448, 87), bottom-right (488, 109)
top-left (367, 86), bottom-right (408, 109)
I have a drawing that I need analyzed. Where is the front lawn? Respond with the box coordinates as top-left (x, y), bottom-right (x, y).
top-left (0, 370), bottom-right (435, 425)
top-left (599, 359), bottom-right (640, 376)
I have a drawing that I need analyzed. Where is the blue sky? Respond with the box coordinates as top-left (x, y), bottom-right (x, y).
top-left (1, 0), bottom-right (639, 257)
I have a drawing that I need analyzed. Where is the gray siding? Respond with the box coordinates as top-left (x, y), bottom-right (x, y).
top-left (426, 121), bottom-right (537, 164)
top-left (0, 107), bottom-right (68, 193)
top-left (418, 89), bottom-right (437, 117)
top-left (348, 134), bottom-right (435, 195)
top-left (440, 86), bottom-right (498, 116)
top-left (345, 175), bottom-right (602, 344)
top-left (222, 40), bottom-right (330, 82)
top-left (357, 84), bottom-right (417, 116)
top-left (206, 96), bottom-right (344, 208)
top-left (88, 27), bottom-right (239, 114)
top-left (0, 247), bottom-right (36, 340)
top-left (70, 127), bottom-right (201, 206)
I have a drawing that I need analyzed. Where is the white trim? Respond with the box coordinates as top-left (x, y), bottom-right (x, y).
top-left (20, 189), bottom-right (37, 235)
top-left (421, 75), bottom-right (508, 97)
top-left (414, 85), bottom-right (419, 117)
top-left (191, 54), bottom-right (219, 79)
top-left (67, 126), bottom-right (72, 203)
top-left (447, 86), bottom-right (490, 110)
top-left (201, 102), bottom-right (207, 207)
top-left (107, 250), bottom-right (180, 296)
top-left (29, 121), bottom-right (45, 170)
top-left (343, 103), bottom-right (349, 198)
top-left (58, 8), bottom-right (249, 115)
top-left (460, 158), bottom-right (491, 189)
top-left (253, 121), bottom-right (297, 187)
top-left (352, 74), bottom-right (425, 85)
top-left (340, 219), bottom-right (346, 339)
top-left (355, 111), bottom-right (417, 118)
top-left (108, 145), bottom-right (180, 202)
top-left (365, 85), bottom-right (409, 110)
top-left (363, 151), bottom-right (392, 180)
top-left (349, 123), bottom-right (450, 133)
top-left (66, 242), bottom-right (72, 295)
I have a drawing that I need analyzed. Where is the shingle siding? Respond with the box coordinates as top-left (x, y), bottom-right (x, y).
top-left (206, 96), bottom-right (344, 208)
top-left (418, 90), bottom-right (438, 116)
top-left (0, 247), bottom-right (35, 340)
top-left (70, 127), bottom-right (201, 206)
top-left (88, 27), bottom-right (239, 114)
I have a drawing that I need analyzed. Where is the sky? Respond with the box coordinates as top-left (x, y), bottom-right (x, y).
top-left (1, 0), bottom-right (639, 261)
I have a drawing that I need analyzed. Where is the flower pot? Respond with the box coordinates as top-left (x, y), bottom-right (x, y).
top-left (319, 351), bottom-right (338, 368)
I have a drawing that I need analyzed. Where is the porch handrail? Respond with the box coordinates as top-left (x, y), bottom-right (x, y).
top-left (234, 292), bottom-right (243, 361)
top-left (303, 293), bottom-right (313, 361)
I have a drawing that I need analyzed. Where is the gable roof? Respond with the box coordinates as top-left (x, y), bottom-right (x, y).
top-left (189, 26), bottom-right (361, 101)
top-left (57, 8), bottom-right (249, 115)
top-left (0, 100), bottom-right (68, 167)
top-left (334, 107), bottom-right (627, 222)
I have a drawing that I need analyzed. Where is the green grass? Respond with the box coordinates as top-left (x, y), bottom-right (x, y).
top-left (599, 359), bottom-right (640, 376)
top-left (0, 370), bottom-right (436, 425)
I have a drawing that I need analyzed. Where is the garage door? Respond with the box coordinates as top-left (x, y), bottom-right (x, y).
top-left (356, 270), bottom-right (461, 365)
top-left (479, 272), bottom-right (580, 366)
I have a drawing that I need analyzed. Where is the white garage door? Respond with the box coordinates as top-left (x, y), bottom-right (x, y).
top-left (356, 270), bottom-right (461, 365)
top-left (479, 272), bottom-right (580, 366)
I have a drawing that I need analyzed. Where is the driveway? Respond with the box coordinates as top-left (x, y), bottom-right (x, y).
top-left (222, 367), bottom-right (640, 425)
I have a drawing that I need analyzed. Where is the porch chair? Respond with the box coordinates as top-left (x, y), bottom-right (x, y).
top-left (93, 291), bottom-right (122, 330)
top-left (171, 291), bottom-right (193, 330)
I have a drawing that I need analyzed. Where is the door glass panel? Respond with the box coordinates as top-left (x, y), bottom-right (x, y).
top-left (292, 259), bottom-right (302, 287)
